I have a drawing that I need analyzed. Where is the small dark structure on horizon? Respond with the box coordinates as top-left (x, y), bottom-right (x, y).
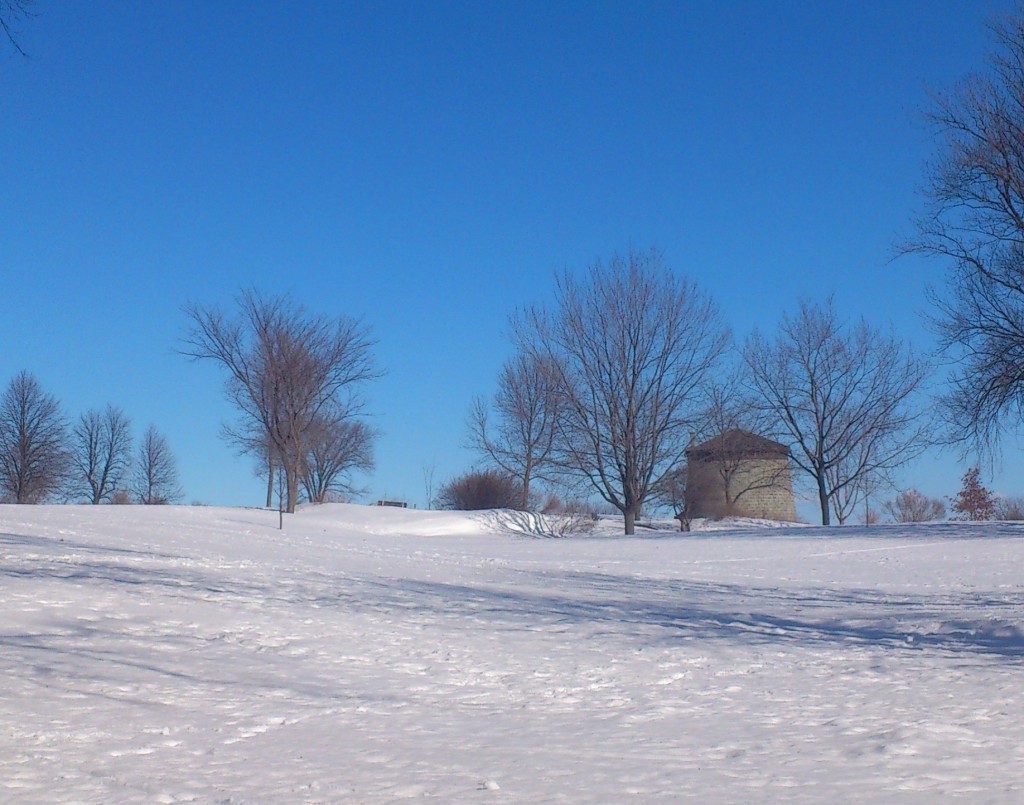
top-left (685, 429), bottom-right (797, 522)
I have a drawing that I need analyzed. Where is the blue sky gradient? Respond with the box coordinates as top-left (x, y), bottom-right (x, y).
top-left (2, 1), bottom-right (1019, 514)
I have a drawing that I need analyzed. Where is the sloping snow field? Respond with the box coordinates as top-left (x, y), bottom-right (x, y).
top-left (2, 504), bottom-right (1023, 803)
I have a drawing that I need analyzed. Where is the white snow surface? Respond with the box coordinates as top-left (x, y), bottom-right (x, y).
top-left (2, 503), bottom-right (1024, 803)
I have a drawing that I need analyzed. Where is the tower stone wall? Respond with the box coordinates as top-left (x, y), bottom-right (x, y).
top-left (685, 430), bottom-right (797, 522)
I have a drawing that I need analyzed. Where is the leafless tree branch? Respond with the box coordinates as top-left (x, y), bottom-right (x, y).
top-left (1, 0), bottom-right (35, 57)
top-left (906, 11), bottom-right (1024, 456)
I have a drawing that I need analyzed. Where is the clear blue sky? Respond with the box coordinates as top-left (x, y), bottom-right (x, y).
top-left (2, 0), bottom-right (1019, 514)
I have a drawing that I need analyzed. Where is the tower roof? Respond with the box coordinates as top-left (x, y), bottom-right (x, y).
top-left (686, 428), bottom-right (789, 460)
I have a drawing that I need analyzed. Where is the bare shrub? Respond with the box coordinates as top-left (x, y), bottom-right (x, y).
top-left (539, 491), bottom-right (563, 514)
top-left (437, 469), bottom-right (524, 511)
top-left (995, 495), bottom-right (1024, 521)
top-left (538, 492), bottom-right (597, 519)
top-left (537, 493), bottom-right (597, 535)
top-left (883, 489), bottom-right (946, 523)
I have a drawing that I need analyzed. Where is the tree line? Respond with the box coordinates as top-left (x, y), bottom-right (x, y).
top-left (0, 371), bottom-right (181, 504)
top-left (461, 248), bottom-right (929, 533)
top-left (3, 292), bottom-right (379, 512)
top-left (10, 9), bottom-right (1024, 528)
top-left (0, 262), bottom-right (963, 531)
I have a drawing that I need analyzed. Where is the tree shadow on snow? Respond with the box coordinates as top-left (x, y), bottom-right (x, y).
top-left (343, 570), bottom-right (1024, 661)
top-left (3, 526), bottom-right (1023, 669)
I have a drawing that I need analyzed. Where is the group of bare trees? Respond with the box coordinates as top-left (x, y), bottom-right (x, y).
top-left (518, 251), bottom-right (730, 535)
top-left (883, 490), bottom-right (946, 523)
top-left (15, 13), bottom-right (1021, 524)
top-left (0, 371), bottom-right (181, 504)
top-left (182, 291), bottom-right (379, 513)
top-left (461, 11), bottom-right (1024, 530)
top-left (464, 249), bottom-right (930, 531)
top-left (0, 291), bottom-right (378, 511)
top-left (11, 8), bottom-right (1024, 527)
top-left (466, 249), bottom-right (729, 534)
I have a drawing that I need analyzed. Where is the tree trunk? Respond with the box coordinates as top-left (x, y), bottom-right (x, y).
top-left (817, 474), bottom-right (831, 526)
top-left (623, 507), bottom-right (637, 535)
top-left (265, 457), bottom-right (274, 509)
top-left (286, 466), bottom-right (299, 513)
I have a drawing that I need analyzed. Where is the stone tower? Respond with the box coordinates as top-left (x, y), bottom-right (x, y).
top-left (685, 429), bottom-right (797, 522)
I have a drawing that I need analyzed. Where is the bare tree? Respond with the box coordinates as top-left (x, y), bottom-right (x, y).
top-left (995, 495), bottom-right (1024, 520)
top-left (0, 371), bottom-right (68, 503)
top-left (823, 441), bottom-right (893, 525)
top-left (651, 465), bottom-right (690, 531)
top-left (1, 0), bottom-right (34, 56)
top-left (517, 248), bottom-right (729, 534)
top-left (182, 290), bottom-right (379, 512)
top-left (468, 352), bottom-right (562, 509)
top-left (133, 426), bottom-right (182, 504)
top-left (422, 459), bottom-right (437, 509)
top-left (301, 415), bottom-right (375, 503)
top-left (70, 405), bottom-right (133, 504)
top-left (884, 489), bottom-right (946, 523)
top-left (907, 11), bottom-right (1024, 455)
top-left (743, 298), bottom-right (930, 526)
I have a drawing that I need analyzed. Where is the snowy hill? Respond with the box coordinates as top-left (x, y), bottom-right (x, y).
top-left (2, 504), bottom-right (1023, 803)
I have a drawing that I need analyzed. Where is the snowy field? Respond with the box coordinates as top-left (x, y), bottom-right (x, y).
top-left (2, 505), bottom-right (1023, 804)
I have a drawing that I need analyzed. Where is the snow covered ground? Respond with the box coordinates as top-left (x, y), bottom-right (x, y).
top-left (1, 504), bottom-right (1023, 803)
